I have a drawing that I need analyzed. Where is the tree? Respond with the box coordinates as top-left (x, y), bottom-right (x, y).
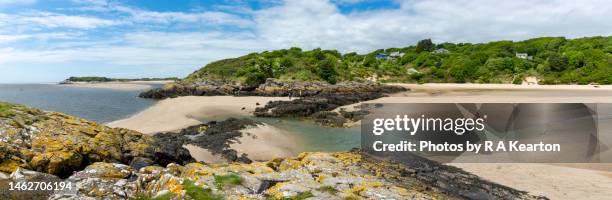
top-left (548, 53), bottom-right (569, 71)
top-left (318, 59), bottom-right (338, 84)
top-left (362, 54), bottom-right (378, 68)
top-left (416, 39), bottom-right (435, 53)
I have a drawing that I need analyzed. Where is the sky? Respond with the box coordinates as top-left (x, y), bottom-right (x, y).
top-left (0, 0), bottom-right (610, 83)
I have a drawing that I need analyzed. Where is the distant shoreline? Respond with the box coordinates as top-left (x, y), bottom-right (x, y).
top-left (60, 80), bottom-right (173, 91)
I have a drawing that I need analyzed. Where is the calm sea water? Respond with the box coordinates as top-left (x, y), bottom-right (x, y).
top-left (0, 84), bottom-right (160, 123)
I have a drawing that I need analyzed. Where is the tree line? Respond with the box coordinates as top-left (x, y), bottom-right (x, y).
top-left (186, 36), bottom-right (612, 85)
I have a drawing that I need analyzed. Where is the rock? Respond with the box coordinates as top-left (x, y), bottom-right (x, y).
top-left (311, 111), bottom-right (347, 127)
top-left (129, 157), bottom-right (155, 170)
top-left (138, 79), bottom-right (407, 100)
top-left (0, 171), bottom-right (8, 179)
top-left (50, 163), bottom-right (137, 200)
top-left (40, 151), bottom-right (544, 200)
top-left (74, 162), bottom-right (133, 179)
top-left (10, 167), bottom-right (61, 181)
top-left (150, 131), bottom-right (195, 166)
top-left (0, 102), bottom-right (196, 178)
top-left (180, 118), bottom-right (258, 163)
top-left (3, 168), bottom-right (64, 200)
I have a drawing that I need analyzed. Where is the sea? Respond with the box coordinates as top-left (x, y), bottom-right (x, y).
top-left (0, 83), bottom-right (159, 123)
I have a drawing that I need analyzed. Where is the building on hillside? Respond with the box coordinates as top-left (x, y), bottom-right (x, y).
top-left (375, 53), bottom-right (389, 60)
top-left (516, 53), bottom-right (533, 60)
top-left (389, 51), bottom-right (405, 58)
top-left (433, 48), bottom-right (450, 54)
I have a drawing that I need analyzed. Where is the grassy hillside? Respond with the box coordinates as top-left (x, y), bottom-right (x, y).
top-left (185, 36), bottom-right (612, 85)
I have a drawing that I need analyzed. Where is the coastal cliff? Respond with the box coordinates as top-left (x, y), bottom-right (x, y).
top-left (0, 102), bottom-right (545, 199)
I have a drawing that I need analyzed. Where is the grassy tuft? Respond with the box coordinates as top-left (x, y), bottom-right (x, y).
top-left (287, 191), bottom-right (314, 200)
top-left (0, 102), bottom-right (16, 118)
top-left (316, 185), bottom-right (338, 194)
top-left (213, 173), bottom-right (242, 189)
top-left (129, 192), bottom-right (174, 200)
top-left (183, 180), bottom-right (224, 200)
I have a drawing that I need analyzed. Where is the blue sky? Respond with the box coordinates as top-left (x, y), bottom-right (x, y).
top-left (0, 0), bottom-right (610, 83)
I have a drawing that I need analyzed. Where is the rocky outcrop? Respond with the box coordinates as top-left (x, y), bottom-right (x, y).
top-left (0, 102), bottom-right (192, 178)
top-left (43, 151), bottom-right (544, 200)
top-left (138, 79), bottom-right (407, 99)
top-left (252, 79), bottom-right (407, 97)
top-left (154, 118), bottom-right (259, 164)
top-left (253, 94), bottom-right (381, 127)
top-left (139, 80), bottom-right (241, 99)
top-left (138, 79), bottom-right (405, 127)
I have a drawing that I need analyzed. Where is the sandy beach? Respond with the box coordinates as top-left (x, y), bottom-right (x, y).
top-left (335, 83), bottom-right (612, 113)
top-left (106, 83), bottom-right (612, 200)
top-left (62, 81), bottom-right (172, 91)
top-left (452, 163), bottom-right (612, 200)
top-left (185, 123), bottom-right (301, 163)
top-left (107, 96), bottom-right (291, 134)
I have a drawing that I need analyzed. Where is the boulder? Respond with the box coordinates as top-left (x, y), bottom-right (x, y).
top-left (0, 102), bottom-right (195, 178)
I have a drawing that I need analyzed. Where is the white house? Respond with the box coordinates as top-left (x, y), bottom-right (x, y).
top-left (433, 48), bottom-right (449, 54)
top-left (389, 51), bottom-right (405, 58)
top-left (516, 53), bottom-right (533, 60)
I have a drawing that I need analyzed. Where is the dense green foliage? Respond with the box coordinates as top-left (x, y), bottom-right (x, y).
top-left (185, 36), bottom-right (611, 85)
top-left (66, 76), bottom-right (179, 82)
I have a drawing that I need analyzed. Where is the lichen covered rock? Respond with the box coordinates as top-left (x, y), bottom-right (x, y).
top-left (0, 102), bottom-right (190, 178)
top-left (45, 151), bottom-right (545, 200)
top-left (48, 152), bottom-right (454, 200)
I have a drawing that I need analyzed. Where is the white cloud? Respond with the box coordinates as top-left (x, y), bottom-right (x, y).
top-left (0, 35), bottom-right (30, 43)
top-left (0, 31), bottom-right (264, 67)
top-left (253, 0), bottom-right (612, 53)
top-left (332, 0), bottom-right (369, 5)
top-left (0, 0), bottom-right (36, 6)
top-left (121, 8), bottom-right (253, 27)
top-left (19, 12), bottom-right (119, 29)
top-left (0, 32), bottom-right (85, 43)
top-left (70, 1), bottom-right (253, 28)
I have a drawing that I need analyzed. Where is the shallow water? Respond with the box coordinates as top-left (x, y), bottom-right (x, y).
top-left (0, 84), bottom-right (160, 123)
top-left (252, 117), bottom-right (361, 152)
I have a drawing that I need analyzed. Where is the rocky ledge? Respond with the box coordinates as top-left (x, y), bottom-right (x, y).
top-left (138, 78), bottom-right (407, 99)
top-left (0, 102), bottom-right (192, 179)
top-left (3, 151), bottom-right (545, 200)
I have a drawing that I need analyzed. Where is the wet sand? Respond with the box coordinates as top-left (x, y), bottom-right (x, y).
top-left (185, 123), bottom-right (300, 164)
